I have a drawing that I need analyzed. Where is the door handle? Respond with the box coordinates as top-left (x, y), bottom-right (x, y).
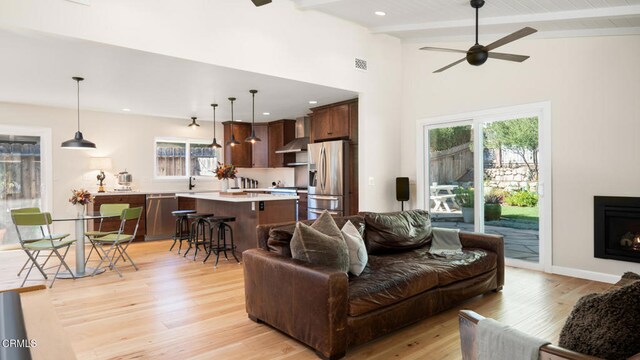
top-left (309, 209), bottom-right (339, 215)
top-left (310, 196), bottom-right (339, 201)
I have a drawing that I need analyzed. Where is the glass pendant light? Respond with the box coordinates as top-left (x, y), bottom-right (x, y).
top-left (61, 77), bottom-right (96, 149)
top-left (210, 103), bottom-right (222, 149)
top-left (226, 97), bottom-right (241, 147)
top-left (188, 116), bottom-right (200, 130)
top-left (245, 89), bottom-right (261, 144)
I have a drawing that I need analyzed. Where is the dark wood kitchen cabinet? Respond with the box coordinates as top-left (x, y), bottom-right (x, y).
top-left (251, 124), bottom-right (269, 168)
top-left (223, 121), bottom-right (252, 168)
top-left (298, 192), bottom-right (308, 221)
top-left (309, 99), bottom-right (357, 143)
top-left (268, 120), bottom-right (296, 167)
top-left (88, 194), bottom-right (146, 241)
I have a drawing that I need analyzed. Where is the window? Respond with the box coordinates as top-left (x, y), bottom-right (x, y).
top-left (155, 139), bottom-right (220, 178)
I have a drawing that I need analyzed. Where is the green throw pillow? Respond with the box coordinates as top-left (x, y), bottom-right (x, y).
top-left (290, 211), bottom-right (349, 273)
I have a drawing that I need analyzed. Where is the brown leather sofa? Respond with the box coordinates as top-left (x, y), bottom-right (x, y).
top-left (243, 214), bottom-right (504, 359)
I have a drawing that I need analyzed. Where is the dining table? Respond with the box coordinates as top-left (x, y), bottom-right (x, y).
top-left (52, 212), bottom-right (117, 278)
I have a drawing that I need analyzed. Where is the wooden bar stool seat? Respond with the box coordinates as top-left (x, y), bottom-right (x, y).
top-left (184, 213), bottom-right (214, 260)
top-left (169, 210), bottom-right (197, 254)
top-left (204, 215), bottom-right (239, 267)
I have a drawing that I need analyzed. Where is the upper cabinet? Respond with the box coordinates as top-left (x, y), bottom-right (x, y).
top-left (251, 124), bottom-right (269, 168)
top-left (309, 99), bottom-right (358, 144)
top-left (268, 120), bottom-right (296, 167)
top-left (223, 120), bottom-right (296, 168)
top-left (223, 121), bottom-right (252, 168)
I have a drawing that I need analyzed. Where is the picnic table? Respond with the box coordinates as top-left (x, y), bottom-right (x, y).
top-left (430, 184), bottom-right (459, 212)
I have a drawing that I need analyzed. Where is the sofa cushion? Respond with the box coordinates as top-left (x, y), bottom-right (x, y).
top-left (364, 210), bottom-right (433, 254)
top-left (558, 281), bottom-right (640, 360)
top-left (347, 247), bottom-right (496, 316)
top-left (342, 221), bottom-right (368, 276)
top-left (290, 212), bottom-right (350, 273)
top-left (268, 215), bottom-right (365, 257)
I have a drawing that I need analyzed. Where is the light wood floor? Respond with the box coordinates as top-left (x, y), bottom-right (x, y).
top-left (0, 241), bottom-right (611, 360)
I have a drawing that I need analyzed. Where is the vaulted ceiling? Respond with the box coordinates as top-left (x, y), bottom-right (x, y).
top-left (292, 0), bottom-right (640, 42)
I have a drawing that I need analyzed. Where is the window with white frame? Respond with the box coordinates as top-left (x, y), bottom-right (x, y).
top-left (155, 139), bottom-right (220, 178)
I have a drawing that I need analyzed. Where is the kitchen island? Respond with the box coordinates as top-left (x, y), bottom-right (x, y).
top-left (175, 192), bottom-right (298, 257)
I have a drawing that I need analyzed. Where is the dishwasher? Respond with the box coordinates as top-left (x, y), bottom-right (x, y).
top-left (145, 193), bottom-right (179, 241)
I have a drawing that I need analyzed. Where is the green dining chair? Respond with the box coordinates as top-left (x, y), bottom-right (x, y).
top-left (89, 207), bottom-right (142, 277)
top-left (10, 207), bottom-right (69, 278)
top-left (12, 212), bottom-right (76, 288)
top-left (84, 203), bottom-right (130, 264)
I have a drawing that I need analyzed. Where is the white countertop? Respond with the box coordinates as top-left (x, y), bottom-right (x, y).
top-left (94, 190), bottom-right (216, 196)
top-left (175, 192), bottom-right (298, 203)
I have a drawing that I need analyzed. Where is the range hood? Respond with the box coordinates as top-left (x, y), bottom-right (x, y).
top-left (275, 117), bottom-right (309, 154)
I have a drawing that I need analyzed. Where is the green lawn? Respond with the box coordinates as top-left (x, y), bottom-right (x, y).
top-left (500, 205), bottom-right (539, 222)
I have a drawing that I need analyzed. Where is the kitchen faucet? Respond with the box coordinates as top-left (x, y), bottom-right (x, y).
top-left (188, 176), bottom-right (196, 190)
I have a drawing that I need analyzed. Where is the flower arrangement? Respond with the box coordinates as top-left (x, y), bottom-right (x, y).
top-left (215, 162), bottom-right (238, 180)
top-left (69, 189), bottom-right (94, 205)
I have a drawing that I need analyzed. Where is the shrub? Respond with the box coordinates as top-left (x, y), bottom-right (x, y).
top-left (484, 190), bottom-right (503, 205)
top-left (504, 189), bottom-right (538, 207)
top-left (454, 187), bottom-right (474, 208)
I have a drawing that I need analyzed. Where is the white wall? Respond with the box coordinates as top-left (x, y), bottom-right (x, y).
top-left (401, 35), bottom-right (640, 278)
top-left (0, 0), bottom-right (404, 212)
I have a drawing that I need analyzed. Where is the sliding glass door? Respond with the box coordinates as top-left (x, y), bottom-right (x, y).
top-left (0, 126), bottom-right (51, 246)
top-left (423, 104), bottom-right (548, 269)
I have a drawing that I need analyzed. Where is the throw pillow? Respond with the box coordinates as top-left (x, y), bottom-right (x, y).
top-left (342, 220), bottom-right (368, 276)
top-left (290, 211), bottom-right (350, 273)
top-left (558, 281), bottom-right (640, 359)
top-left (364, 209), bottom-right (432, 254)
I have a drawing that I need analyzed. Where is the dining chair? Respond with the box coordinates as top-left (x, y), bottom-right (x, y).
top-left (12, 212), bottom-right (76, 288)
top-left (84, 203), bottom-right (130, 264)
top-left (88, 207), bottom-right (142, 277)
top-left (10, 207), bottom-right (65, 278)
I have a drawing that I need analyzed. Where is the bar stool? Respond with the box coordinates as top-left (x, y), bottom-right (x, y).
top-left (204, 215), bottom-right (239, 267)
top-left (169, 210), bottom-right (197, 254)
top-left (184, 213), bottom-right (214, 260)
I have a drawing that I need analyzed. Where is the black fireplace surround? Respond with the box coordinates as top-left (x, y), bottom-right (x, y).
top-left (594, 196), bottom-right (640, 263)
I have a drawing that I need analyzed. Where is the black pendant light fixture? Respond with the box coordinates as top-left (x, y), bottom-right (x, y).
top-left (210, 103), bottom-right (222, 149)
top-left (188, 116), bottom-right (200, 129)
top-left (245, 89), bottom-right (261, 144)
top-left (61, 77), bottom-right (96, 149)
top-left (226, 97), bottom-right (241, 147)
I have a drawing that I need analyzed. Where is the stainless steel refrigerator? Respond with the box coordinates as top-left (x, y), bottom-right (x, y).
top-left (307, 140), bottom-right (349, 220)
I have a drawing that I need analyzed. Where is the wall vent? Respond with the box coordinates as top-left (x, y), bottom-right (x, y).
top-left (355, 58), bottom-right (368, 72)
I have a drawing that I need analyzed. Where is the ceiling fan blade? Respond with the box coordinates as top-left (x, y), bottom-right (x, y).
top-left (488, 52), bottom-right (530, 62)
top-left (433, 58), bottom-right (466, 73)
top-left (251, 0), bottom-right (272, 6)
top-left (419, 46), bottom-right (467, 54)
top-left (484, 27), bottom-right (537, 52)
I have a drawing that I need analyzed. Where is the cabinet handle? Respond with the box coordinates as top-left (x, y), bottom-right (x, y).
top-left (327, 132), bottom-right (333, 135)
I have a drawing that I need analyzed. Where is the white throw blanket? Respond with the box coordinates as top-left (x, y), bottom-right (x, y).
top-left (478, 318), bottom-right (550, 360)
top-left (429, 227), bottom-right (463, 255)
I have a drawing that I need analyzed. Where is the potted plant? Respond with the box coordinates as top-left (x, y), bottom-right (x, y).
top-left (484, 190), bottom-right (503, 221)
top-left (215, 162), bottom-right (238, 192)
top-left (455, 187), bottom-right (475, 223)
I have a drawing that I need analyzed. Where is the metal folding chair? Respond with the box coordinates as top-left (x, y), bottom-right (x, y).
top-left (12, 212), bottom-right (77, 288)
top-left (89, 207), bottom-right (142, 277)
top-left (84, 203), bottom-right (130, 264)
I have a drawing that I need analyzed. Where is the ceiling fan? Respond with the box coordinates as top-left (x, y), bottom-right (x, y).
top-left (420, 0), bottom-right (537, 73)
top-left (251, 0), bottom-right (272, 6)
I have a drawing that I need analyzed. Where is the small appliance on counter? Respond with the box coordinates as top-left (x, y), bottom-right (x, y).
top-left (114, 169), bottom-right (133, 192)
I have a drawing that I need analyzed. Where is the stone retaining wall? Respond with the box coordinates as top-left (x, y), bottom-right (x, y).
top-left (485, 166), bottom-right (537, 191)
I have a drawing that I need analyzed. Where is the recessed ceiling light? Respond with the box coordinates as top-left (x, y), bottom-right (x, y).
top-left (309, 100), bottom-right (318, 105)
top-left (121, 108), bottom-right (131, 112)
top-left (374, 11), bottom-right (386, 16)
top-left (262, 112), bottom-right (270, 116)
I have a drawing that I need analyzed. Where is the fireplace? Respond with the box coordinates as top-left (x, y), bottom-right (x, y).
top-left (594, 196), bottom-right (640, 263)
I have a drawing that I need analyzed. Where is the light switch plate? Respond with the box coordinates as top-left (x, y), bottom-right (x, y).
top-left (368, 177), bottom-right (375, 186)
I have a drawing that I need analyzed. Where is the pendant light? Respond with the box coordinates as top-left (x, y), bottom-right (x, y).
top-left (245, 89), bottom-right (261, 143)
top-left (210, 103), bottom-right (222, 148)
top-left (226, 97), bottom-right (241, 147)
top-left (61, 77), bottom-right (96, 149)
top-left (188, 116), bottom-right (200, 130)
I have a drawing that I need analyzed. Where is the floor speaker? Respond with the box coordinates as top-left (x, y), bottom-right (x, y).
top-left (396, 177), bottom-right (410, 210)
